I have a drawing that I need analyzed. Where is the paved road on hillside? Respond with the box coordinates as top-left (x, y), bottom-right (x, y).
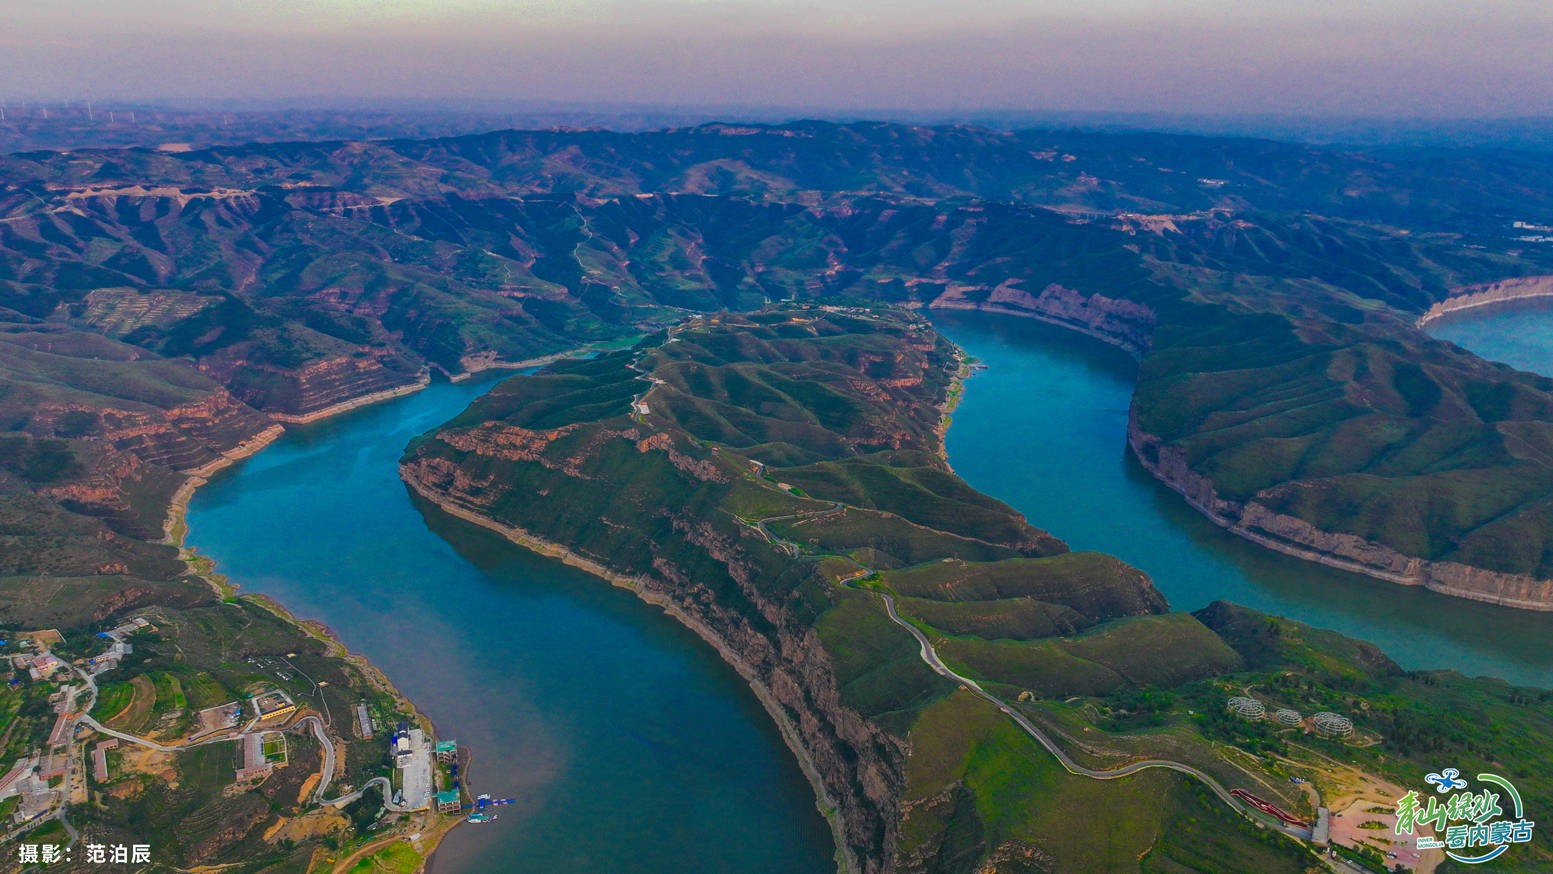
top-left (80, 712), bottom-right (345, 812)
top-left (78, 715), bottom-right (242, 752)
top-left (297, 716), bottom-right (336, 801)
top-left (871, 589), bottom-right (1314, 842)
top-left (742, 490), bottom-right (1312, 842)
top-left (321, 775), bottom-right (416, 813)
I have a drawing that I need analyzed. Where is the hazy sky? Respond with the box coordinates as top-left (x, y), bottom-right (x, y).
top-left (4, 0), bottom-right (1551, 117)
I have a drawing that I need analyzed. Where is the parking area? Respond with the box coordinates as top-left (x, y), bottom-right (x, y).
top-left (398, 729), bottom-right (432, 811)
top-left (1329, 799), bottom-right (1432, 871)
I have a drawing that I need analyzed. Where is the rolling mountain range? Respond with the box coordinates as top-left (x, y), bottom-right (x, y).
top-left (4, 122), bottom-right (1553, 601)
top-left (2, 120), bottom-right (1553, 871)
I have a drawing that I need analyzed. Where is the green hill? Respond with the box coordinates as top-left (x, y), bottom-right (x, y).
top-left (404, 308), bottom-right (1295, 871)
top-left (407, 308), bottom-right (1553, 871)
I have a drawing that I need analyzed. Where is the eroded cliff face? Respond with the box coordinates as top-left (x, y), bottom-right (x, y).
top-left (928, 281), bottom-right (1156, 358)
top-left (31, 392), bottom-right (274, 473)
top-left (35, 441), bottom-right (179, 540)
top-left (202, 354), bottom-right (426, 420)
top-left (16, 381), bottom-right (285, 540)
top-left (1418, 274), bottom-right (1553, 326)
top-left (32, 391), bottom-right (273, 471)
top-left (1127, 410), bottom-right (1553, 611)
top-left (401, 449), bottom-right (893, 874)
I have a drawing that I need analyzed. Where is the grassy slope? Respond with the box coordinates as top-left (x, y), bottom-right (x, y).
top-left (899, 691), bottom-right (1316, 874)
top-left (1134, 302), bottom-right (1553, 576)
top-left (405, 308), bottom-right (1301, 872)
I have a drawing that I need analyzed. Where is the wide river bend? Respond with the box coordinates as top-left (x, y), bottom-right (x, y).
top-left (186, 305), bottom-right (1553, 872)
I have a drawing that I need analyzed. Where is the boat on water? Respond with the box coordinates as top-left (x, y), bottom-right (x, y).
top-left (466, 793), bottom-right (511, 823)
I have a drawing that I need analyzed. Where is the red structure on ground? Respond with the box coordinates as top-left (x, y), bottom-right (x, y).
top-left (1231, 788), bottom-right (1308, 828)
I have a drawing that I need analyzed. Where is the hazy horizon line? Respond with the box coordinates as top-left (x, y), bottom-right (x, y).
top-left (4, 96), bottom-right (1552, 126)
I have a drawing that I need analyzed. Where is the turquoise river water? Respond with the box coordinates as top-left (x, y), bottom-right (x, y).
top-left (934, 310), bottom-right (1553, 688)
top-left (185, 373), bottom-right (836, 874)
top-left (185, 305), bottom-right (1553, 873)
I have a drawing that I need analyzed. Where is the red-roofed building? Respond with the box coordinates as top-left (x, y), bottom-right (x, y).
top-left (91, 739), bottom-right (118, 783)
top-left (0, 761), bottom-right (30, 797)
top-left (46, 714), bottom-right (71, 748)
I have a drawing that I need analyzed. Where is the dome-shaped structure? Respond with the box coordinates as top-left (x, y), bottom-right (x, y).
top-left (1312, 712), bottom-right (1354, 736)
top-left (1227, 697), bottom-right (1266, 719)
top-left (1275, 708), bottom-right (1302, 726)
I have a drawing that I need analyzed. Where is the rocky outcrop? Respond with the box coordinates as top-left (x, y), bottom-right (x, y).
top-left (928, 281), bottom-right (1155, 358)
top-left (31, 391), bottom-right (273, 473)
top-left (1417, 274), bottom-right (1553, 327)
top-left (40, 443), bottom-right (167, 518)
top-left (205, 354), bottom-right (426, 419)
top-left (266, 372), bottom-right (430, 424)
top-left (24, 386), bottom-right (281, 542)
top-left (1128, 411), bottom-right (1553, 611)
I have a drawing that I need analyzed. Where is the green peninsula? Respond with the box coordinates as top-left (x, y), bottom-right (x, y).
top-left (403, 306), bottom-right (1553, 873)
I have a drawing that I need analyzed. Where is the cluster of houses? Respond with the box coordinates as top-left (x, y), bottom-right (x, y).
top-left (0, 620), bottom-right (149, 827)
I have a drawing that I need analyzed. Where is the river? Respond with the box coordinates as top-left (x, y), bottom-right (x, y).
top-left (184, 374), bottom-right (837, 874)
top-left (933, 310), bottom-right (1553, 688)
top-left (184, 305), bottom-right (1553, 872)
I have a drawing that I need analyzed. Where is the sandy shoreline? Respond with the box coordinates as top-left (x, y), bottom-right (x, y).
top-left (1415, 275), bottom-right (1553, 328)
top-left (929, 299), bottom-right (1147, 361)
top-left (936, 346), bottom-right (971, 473)
top-left (162, 423), bottom-right (286, 544)
top-left (163, 337), bottom-right (626, 542)
top-left (157, 381), bottom-right (459, 869)
top-left (162, 379), bottom-right (437, 544)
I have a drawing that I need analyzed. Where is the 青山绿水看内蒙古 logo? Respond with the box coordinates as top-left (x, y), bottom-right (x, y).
top-left (1393, 770), bottom-right (1535, 864)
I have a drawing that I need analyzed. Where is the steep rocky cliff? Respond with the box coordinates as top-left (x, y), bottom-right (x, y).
top-left (929, 281), bottom-right (1156, 358)
top-left (1418, 274), bottom-right (1553, 326)
top-left (202, 353), bottom-right (427, 420)
top-left (30, 392), bottom-right (273, 472)
top-left (1128, 411), bottom-right (1553, 611)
